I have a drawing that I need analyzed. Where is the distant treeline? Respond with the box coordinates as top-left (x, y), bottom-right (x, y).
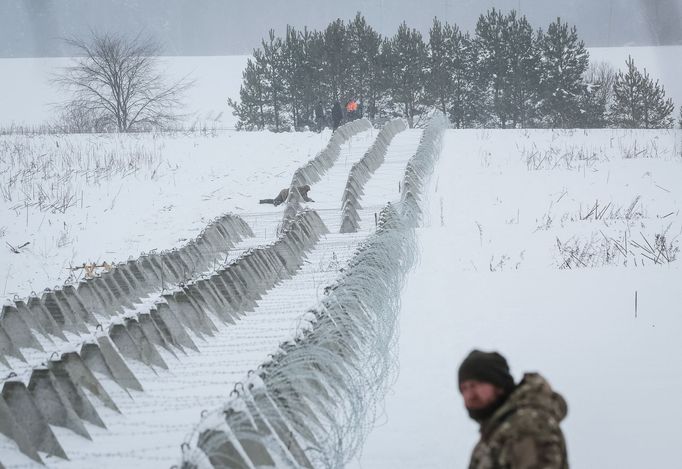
top-left (230, 10), bottom-right (677, 131)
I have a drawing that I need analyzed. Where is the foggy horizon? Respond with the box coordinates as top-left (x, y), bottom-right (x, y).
top-left (2, 0), bottom-right (682, 58)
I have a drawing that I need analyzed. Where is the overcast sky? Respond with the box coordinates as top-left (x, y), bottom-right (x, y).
top-left (2, 0), bottom-right (681, 57)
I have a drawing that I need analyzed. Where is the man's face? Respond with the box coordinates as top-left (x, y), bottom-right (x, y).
top-left (459, 380), bottom-right (504, 410)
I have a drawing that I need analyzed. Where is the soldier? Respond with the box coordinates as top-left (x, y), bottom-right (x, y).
top-left (315, 100), bottom-right (326, 132)
top-left (331, 101), bottom-right (343, 130)
top-left (458, 350), bottom-right (569, 469)
top-left (259, 185), bottom-right (314, 207)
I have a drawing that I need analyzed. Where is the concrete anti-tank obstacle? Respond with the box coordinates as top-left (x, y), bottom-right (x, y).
top-left (213, 269), bottom-right (246, 314)
top-left (231, 262), bottom-right (262, 303)
top-left (0, 394), bottom-right (42, 463)
top-left (222, 409), bottom-right (277, 468)
top-left (182, 283), bottom-right (224, 324)
top-left (75, 279), bottom-right (107, 318)
top-left (99, 270), bottom-right (135, 310)
top-left (160, 250), bottom-right (183, 283)
top-left (169, 249), bottom-right (192, 280)
top-left (27, 368), bottom-right (92, 439)
top-left (185, 240), bottom-right (207, 267)
top-left (10, 299), bottom-right (49, 340)
top-left (243, 388), bottom-right (313, 468)
top-left (1, 304), bottom-right (43, 351)
top-left (139, 254), bottom-right (162, 287)
top-left (148, 307), bottom-right (186, 353)
top-left (88, 275), bottom-right (120, 316)
top-left (124, 317), bottom-right (168, 369)
top-left (209, 273), bottom-right (241, 315)
top-left (80, 342), bottom-right (126, 392)
top-left (137, 312), bottom-right (177, 357)
top-left (263, 379), bottom-right (323, 447)
top-left (53, 288), bottom-right (89, 334)
top-left (91, 336), bottom-right (144, 391)
top-left (222, 268), bottom-right (256, 313)
top-left (197, 428), bottom-right (252, 469)
top-left (126, 259), bottom-right (153, 291)
top-left (61, 284), bottom-right (98, 325)
top-left (167, 290), bottom-right (214, 337)
top-left (109, 323), bottom-right (148, 368)
top-left (111, 266), bottom-right (137, 301)
top-left (177, 246), bottom-right (199, 273)
top-left (160, 292), bottom-right (199, 336)
top-left (194, 279), bottom-right (233, 322)
top-left (2, 380), bottom-right (68, 459)
top-left (181, 283), bottom-right (234, 332)
top-left (247, 251), bottom-right (274, 291)
top-left (181, 289), bottom-right (219, 334)
top-left (54, 351), bottom-right (120, 412)
top-left (41, 289), bottom-right (81, 334)
top-left (0, 324), bottom-right (25, 364)
top-left (153, 302), bottom-right (199, 352)
top-left (119, 262), bottom-right (146, 296)
top-left (47, 357), bottom-right (106, 429)
top-left (26, 295), bottom-right (66, 340)
top-left (340, 215), bottom-right (360, 234)
top-left (250, 387), bottom-right (318, 465)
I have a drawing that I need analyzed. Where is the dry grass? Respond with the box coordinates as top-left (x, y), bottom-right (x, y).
top-left (0, 134), bottom-right (163, 215)
top-left (556, 226), bottom-right (679, 269)
top-left (525, 144), bottom-right (603, 170)
top-left (536, 196), bottom-right (645, 231)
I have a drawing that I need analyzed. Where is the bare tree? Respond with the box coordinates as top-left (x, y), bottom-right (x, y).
top-left (55, 32), bottom-right (191, 132)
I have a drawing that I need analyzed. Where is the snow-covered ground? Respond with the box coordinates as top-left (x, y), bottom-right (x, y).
top-left (1, 50), bottom-right (681, 469)
top-left (0, 130), bottom-right (328, 299)
top-left (349, 128), bottom-right (682, 469)
top-left (0, 55), bottom-right (248, 130)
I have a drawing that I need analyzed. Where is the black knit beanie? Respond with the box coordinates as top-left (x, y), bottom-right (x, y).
top-left (458, 350), bottom-right (516, 394)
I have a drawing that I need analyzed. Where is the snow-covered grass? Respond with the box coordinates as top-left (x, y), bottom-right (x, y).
top-left (349, 127), bottom-right (682, 469)
top-left (0, 129), bottom-right (331, 298)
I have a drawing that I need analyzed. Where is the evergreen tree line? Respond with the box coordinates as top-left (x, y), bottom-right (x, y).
top-left (229, 10), bottom-right (676, 131)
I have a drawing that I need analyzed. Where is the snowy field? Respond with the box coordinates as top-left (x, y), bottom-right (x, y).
top-left (0, 55), bottom-right (248, 130)
top-left (0, 129), bottom-right (331, 297)
top-left (349, 128), bottom-right (682, 468)
top-left (1, 48), bottom-right (681, 469)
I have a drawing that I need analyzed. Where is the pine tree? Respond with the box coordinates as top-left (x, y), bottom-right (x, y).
top-left (474, 8), bottom-right (510, 127)
top-left (261, 30), bottom-right (288, 131)
top-left (537, 18), bottom-right (589, 127)
top-left (455, 32), bottom-right (487, 127)
top-left (506, 12), bottom-right (541, 127)
top-left (322, 19), bottom-right (352, 101)
top-left (228, 53), bottom-right (267, 130)
top-left (426, 19), bottom-right (481, 128)
top-left (426, 18), bottom-right (455, 116)
top-left (375, 37), bottom-right (396, 118)
top-left (575, 84), bottom-right (607, 128)
top-left (387, 22), bottom-right (428, 127)
top-left (611, 56), bottom-right (674, 128)
top-left (347, 13), bottom-right (382, 118)
top-left (475, 9), bottom-right (539, 128)
top-left (282, 25), bottom-right (313, 130)
top-left (304, 30), bottom-right (328, 118)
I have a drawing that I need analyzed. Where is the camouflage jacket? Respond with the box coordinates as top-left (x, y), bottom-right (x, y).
top-left (469, 373), bottom-right (569, 469)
